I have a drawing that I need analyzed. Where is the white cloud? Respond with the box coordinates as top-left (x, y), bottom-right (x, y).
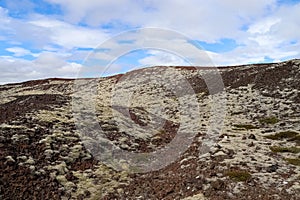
top-left (271, 3), bottom-right (300, 41)
top-left (138, 50), bottom-right (190, 67)
top-left (248, 18), bottom-right (281, 34)
top-left (34, 52), bottom-right (67, 68)
top-left (45, 0), bottom-right (277, 42)
top-left (29, 18), bottom-right (109, 49)
top-left (45, 0), bottom-right (150, 27)
top-left (0, 53), bottom-right (81, 84)
top-left (6, 47), bottom-right (33, 57)
top-left (85, 29), bottom-right (215, 69)
top-left (0, 9), bottom-right (108, 50)
top-left (208, 42), bottom-right (299, 66)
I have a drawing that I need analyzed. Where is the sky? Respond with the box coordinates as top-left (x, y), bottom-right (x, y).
top-left (0, 0), bottom-right (300, 84)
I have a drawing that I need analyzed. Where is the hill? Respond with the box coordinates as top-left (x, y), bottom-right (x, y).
top-left (0, 59), bottom-right (300, 199)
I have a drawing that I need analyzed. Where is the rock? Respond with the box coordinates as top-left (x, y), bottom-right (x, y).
top-left (248, 134), bottom-right (256, 140)
top-left (44, 149), bottom-right (54, 159)
top-left (182, 193), bottom-right (206, 200)
top-left (25, 157), bottom-right (35, 165)
top-left (214, 151), bottom-right (227, 157)
top-left (199, 152), bottom-right (210, 159)
top-left (211, 180), bottom-right (225, 190)
top-left (248, 142), bottom-right (255, 147)
top-left (5, 156), bottom-right (15, 165)
top-left (226, 149), bottom-right (235, 157)
top-left (219, 134), bottom-right (228, 139)
top-left (17, 155), bottom-right (27, 161)
top-left (29, 165), bottom-right (36, 171)
top-left (0, 135), bottom-right (6, 142)
top-left (266, 164), bottom-right (279, 173)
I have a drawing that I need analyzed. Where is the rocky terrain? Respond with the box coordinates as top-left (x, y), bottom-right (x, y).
top-left (0, 59), bottom-right (300, 200)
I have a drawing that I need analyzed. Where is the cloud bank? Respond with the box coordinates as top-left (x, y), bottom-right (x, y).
top-left (0, 0), bottom-right (299, 84)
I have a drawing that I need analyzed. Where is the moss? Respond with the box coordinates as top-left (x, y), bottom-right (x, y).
top-left (287, 135), bottom-right (300, 145)
top-left (285, 158), bottom-right (300, 166)
top-left (265, 131), bottom-right (298, 140)
top-left (259, 116), bottom-right (279, 124)
top-left (5, 156), bottom-right (15, 163)
top-left (225, 170), bottom-right (251, 182)
top-left (270, 146), bottom-right (300, 154)
top-left (24, 157), bottom-right (35, 165)
top-left (48, 162), bottom-right (68, 175)
top-left (56, 175), bottom-right (68, 184)
top-left (71, 164), bottom-right (130, 200)
top-left (233, 124), bottom-right (257, 130)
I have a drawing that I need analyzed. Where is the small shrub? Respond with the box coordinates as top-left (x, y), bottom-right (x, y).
top-left (285, 158), bottom-right (300, 166)
top-left (270, 146), bottom-right (300, 154)
top-left (259, 116), bottom-right (279, 124)
top-left (225, 170), bottom-right (251, 182)
top-left (265, 131), bottom-right (298, 140)
top-left (233, 124), bottom-right (257, 130)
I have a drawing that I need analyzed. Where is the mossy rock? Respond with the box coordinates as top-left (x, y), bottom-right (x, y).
top-left (233, 124), bottom-right (257, 130)
top-left (225, 170), bottom-right (251, 182)
top-left (270, 146), bottom-right (300, 154)
top-left (265, 131), bottom-right (299, 140)
top-left (259, 116), bottom-right (279, 125)
top-left (285, 158), bottom-right (300, 166)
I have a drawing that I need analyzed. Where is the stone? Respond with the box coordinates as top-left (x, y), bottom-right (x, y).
top-left (248, 134), bottom-right (256, 140)
top-left (248, 142), bottom-right (255, 147)
top-left (5, 156), bottom-right (15, 165)
top-left (266, 164), bottom-right (279, 173)
top-left (214, 151), bottom-right (227, 157)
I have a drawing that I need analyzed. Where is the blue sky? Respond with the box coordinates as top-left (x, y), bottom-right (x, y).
top-left (0, 0), bottom-right (300, 84)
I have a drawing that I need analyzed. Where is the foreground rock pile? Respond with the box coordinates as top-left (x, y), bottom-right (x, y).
top-left (0, 59), bottom-right (299, 199)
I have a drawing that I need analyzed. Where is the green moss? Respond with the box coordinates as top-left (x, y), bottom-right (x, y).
top-left (285, 158), bottom-right (300, 166)
top-left (259, 116), bottom-right (279, 124)
top-left (233, 124), bottom-right (257, 130)
top-left (270, 146), bottom-right (300, 154)
top-left (225, 170), bottom-right (251, 182)
top-left (265, 131), bottom-right (299, 140)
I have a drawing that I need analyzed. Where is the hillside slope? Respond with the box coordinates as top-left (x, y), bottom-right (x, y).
top-left (0, 59), bottom-right (300, 200)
